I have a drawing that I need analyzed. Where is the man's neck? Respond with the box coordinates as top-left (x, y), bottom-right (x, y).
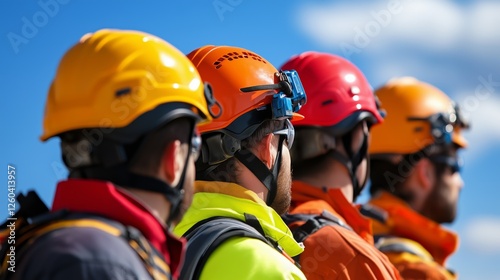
top-left (122, 187), bottom-right (171, 224)
top-left (297, 169), bottom-right (354, 203)
top-left (237, 168), bottom-right (268, 202)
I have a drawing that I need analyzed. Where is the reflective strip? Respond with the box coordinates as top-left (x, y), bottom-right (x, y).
top-left (128, 236), bottom-right (170, 279)
top-left (17, 219), bottom-right (122, 246)
top-left (376, 237), bottom-right (433, 262)
top-left (8, 218), bottom-right (170, 280)
top-left (153, 255), bottom-right (170, 274)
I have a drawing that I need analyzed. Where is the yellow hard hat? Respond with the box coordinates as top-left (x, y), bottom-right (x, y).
top-left (41, 29), bottom-right (212, 142)
top-left (370, 77), bottom-right (469, 155)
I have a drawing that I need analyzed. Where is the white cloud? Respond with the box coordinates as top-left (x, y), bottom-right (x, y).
top-left (296, 3), bottom-right (373, 47)
top-left (391, 0), bottom-right (462, 50)
top-left (457, 89), bottom-right (500, 163)
top-left (465, 2), bottom-right (500, 64)
top-left (295, 0), bottom-right (500, 160)
top-left (367, 55), bottom-right (459, 88)
top-left (468, 2), bottom-right (500, 46)
top-left (295, 0), bottom-right (500, 57)
top-left (464, 217), bottom-right (500, 254)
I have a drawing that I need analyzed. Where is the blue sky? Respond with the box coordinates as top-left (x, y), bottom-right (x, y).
top-left (2, 1), bottom-right (500, 279)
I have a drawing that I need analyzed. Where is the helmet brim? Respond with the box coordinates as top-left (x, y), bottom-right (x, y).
top-left (291, 112), bottom-right (305, 122)
top-left (322, 111), bottom-right (380, 137)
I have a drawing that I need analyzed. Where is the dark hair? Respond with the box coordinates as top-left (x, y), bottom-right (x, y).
top-left (292, 153), bottom-right (331, 179)
top-left (291, 122), bottom-right (367, 180)
top-left (129, 118), bottom-right (194, 176)
top-left (61, 117), bottom-right (194, 179)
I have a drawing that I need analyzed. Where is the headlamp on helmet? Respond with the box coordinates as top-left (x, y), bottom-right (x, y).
top-left (241, 70), bottom-right (307, 119)
top-left (408, 103), bottom-right (469, 146)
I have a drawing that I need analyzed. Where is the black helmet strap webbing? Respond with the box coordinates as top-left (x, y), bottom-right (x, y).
top-left (234, 136), bottom-right (285, 206)
top-left (164, 126), bottom-right (198, 224)
top-left (70, 165), bottom-right (183, 222)
top-left (328, 129), bottom-right (369, 201)
top-left (70, 127), bottom-right (197, 225)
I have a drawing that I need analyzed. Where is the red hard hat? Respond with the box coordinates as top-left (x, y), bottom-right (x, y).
top-left (280, 51), bottom-right (383, 135)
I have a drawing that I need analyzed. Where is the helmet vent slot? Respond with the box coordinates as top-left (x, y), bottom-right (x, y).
top-left (115, 87), bottom-right (132, 97)
top-left (213, 51), bottom-right (266, 69)
top-left (322, 99), bottom-right (334, 106)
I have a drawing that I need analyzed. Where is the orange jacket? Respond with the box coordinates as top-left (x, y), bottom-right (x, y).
top-left (368, 191), bottom-right (458, 279)
top-left (290, 181), bottom-right (401, 280)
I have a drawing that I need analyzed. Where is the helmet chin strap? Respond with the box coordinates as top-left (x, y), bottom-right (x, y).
top-left (146, 127), bottom-right (196, 226)
top-left (328, 129), bottom-right (369, 202)
top-left (70, 165), bottom-right (188, 226)
top-left (234, 136), bottom-right (285, 206)
top-left (70, 127), bottom-right (196, 227)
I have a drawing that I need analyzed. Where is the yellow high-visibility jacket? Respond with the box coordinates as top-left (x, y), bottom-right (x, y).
top-left (174, 181), bottom-right (306, 280)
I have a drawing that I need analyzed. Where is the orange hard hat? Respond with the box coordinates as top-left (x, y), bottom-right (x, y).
top-left (189, 45), bottom-right (308, 207)
top-left (369, 77), bottom-right (469, 155)
top-left (188, 45), bottom-right (303, 139)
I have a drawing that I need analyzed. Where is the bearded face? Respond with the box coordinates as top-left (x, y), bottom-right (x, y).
top-left (270, 144), bottom-right (292, 215)
top-left (420, 147), bottom-right (464, 224)
top-left (421, 166), bottom-right (463, 224)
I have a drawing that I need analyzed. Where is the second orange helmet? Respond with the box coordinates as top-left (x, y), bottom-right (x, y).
top-left (188, 45), bottom-right (304, 138)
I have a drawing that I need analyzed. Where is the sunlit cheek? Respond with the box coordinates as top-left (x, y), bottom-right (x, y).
top-left (356, 158), bottom-right (368, 178)
top-left (283, 146), bottom-right (292, 167)
top-left (452, 171), bottom-right (465, 190)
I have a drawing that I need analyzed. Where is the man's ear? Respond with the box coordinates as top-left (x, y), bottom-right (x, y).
top-left (256, 134), bottom-right (275, 169)
top-left (160, 140), bottom-right (182, 185)
top-left (414, 158), bottom-right (435, 193)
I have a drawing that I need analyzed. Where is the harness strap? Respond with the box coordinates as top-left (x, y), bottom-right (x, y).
top-left (359, 203), bottom-right (388, 223)
top-left (180, 213), bottom-right (298, 280)
top-left (1, 214), bottom-right (170, 280)
top-left (375, 235), bottom-right (434, 262)
top-left (282, 210), bottom-right (352, 264)
top-left (124, 224), bottom-right (170, 279)
top-left (283, 210), bottom-right (352, 243)
top-left (180, 216), bottom-right (269, 280)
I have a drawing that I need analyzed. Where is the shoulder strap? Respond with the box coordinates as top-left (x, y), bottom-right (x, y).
top-left (0, 191), bottom-right (170, 280)
top-left (179, 216), bottom-right (270, 280)
top-left (375, 235), bottom-right (434, 262)
top-left (2, 217), bottom-right (171, 280)
top-left (121, 223), bottom-right (171, 280)
top-left (0, 191), bottom-right (52, 280)
top-left (359, 204), bottom-right (388, 223)
top-left (282, 210), bottom-right (352, 243)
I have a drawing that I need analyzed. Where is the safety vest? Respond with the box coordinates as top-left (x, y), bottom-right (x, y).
top-left (179, 213), bottom-right (299, 280)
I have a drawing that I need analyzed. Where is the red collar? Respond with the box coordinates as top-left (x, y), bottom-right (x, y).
top-left (291, 180), bottom-right (374, 244)
top-left (52, 179), bottom-right (185, 278)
